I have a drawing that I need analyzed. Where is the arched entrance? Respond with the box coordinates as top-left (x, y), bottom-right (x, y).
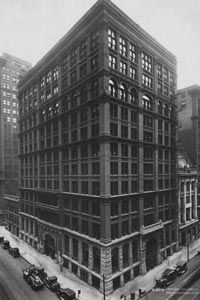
top-left (146, 238), bottom-right (157, 271)
top-left (44, 233), bottom-right (56, 258)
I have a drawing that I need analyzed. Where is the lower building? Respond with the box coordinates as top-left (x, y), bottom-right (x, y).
top-left (178, 150), bottom-right (199, 246)
top-left (4, 194), bottom-right (19, 236)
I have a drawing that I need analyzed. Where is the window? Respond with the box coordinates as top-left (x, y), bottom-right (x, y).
top-left (81, 163), bottom-right (88, 175)
top-left (110, 123), bottom-right (118, 136)
top-left (109, 54), bottom-right (117, 69)
top-left (91, 30), bottom-right (99, 51)
top-left (110, 103), bottom-right (118, 118)
top-left (110, 143), bottom-right (118, 156)
top-left (143, 115), bottom-right (153, 128)
top-left (130, 88), bottom-right (137, 104)
top-left (130, 66), bottom-right (136, 79)
top-left (108, 29), bottom-right (117, 50)
top-left (157, 63), bottom-right (162, 79)
top-left (109, 79), bottom-right (117, 97)
top-left (120, 61), bottom-right (127, 75)
top-left (142, 95), bottom-right (152, 111)
top-left (91, 80), bottom-right (99, 98)
top-left (91, 55), bottom-right (98, 70)
top-left (144, 180), bottom-right (154, 191)
top-left (80, 40), bottom-right (87, 60)
top-left (121, 144), bottom-right (128, 157)
top-left (111, 181), bottom-right (118, 195)
top-left (163, 67), bottom-right (169, 82)
top-left (121, 162), bottom-right (128, 174)
top-left (144, 131), bottom-right (153, 143)
top-left (80, 64), bottom-right (87, 78)
top-left (91, 143), bottom-right (99, 156)
top-left (143, 74), bottom-right (152, 88)
top-left (121, 125), bottom-right (128, 138)
top-left (111, 162), bottom-right (118, 175)
top-left (92, 182), bottom-right (100, 195)
top-left (119, 84), bottom-right (127, 101)
top-left (122, 181), bottom-right (128, 194)
top-left (129, 43), bottom-right (136, 62)
top-left (81, 182), bottom-right (88, 194)
top-left (121, 107), bottom-right (128, 120)
top-left (91, 123), bottom-right (99, 137)
top-left (92, 162), bottom-right (100, 175)
top-left (142, 52), bottom-right (152, 73)
top-left (119, 37), bottom-right (127, 56)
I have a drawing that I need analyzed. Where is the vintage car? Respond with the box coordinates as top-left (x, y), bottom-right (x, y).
top-left (1, 240), bottom-right (10, 249)
top-left (57, 287), bottom-right (76, 300)
top-left (44, 276), bottom-right (60, 292)
top-left (156, 267), bottom-right (177, 289)
top-left (175, 261), bottom-right (187, 276)
top-left (22, 265), bottom-right (36, 281)
top-left (9, 247), bottom-right (20, 258)
top-left (34, 266), bottom-right (47, 281)
top-left (28, 273), bottom-right (44, 290)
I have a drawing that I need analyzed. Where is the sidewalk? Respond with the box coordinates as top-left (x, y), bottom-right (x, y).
top-left (1, 226), bottom-right (200, 300)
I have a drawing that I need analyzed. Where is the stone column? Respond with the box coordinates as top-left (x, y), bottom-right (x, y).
top-left (88, 245), bottom-right (93, 285)
top-left (100, 200), bottom-right (111, 243)
top-left (100, 246), bottom-right (112, 295)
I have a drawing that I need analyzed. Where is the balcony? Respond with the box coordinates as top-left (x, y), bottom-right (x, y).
top-left (140, 221), bottom-right (163, 235)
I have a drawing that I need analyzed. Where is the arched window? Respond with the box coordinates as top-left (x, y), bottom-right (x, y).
top-left (142, 95), bottom-right (152, 111)
top-left (109, 79), bottom-right (117, 97)
top-left (130, 88), bottom-right (137, 104)
top-left (91, 80), bottom-right (99, 98)
top-left (164, 104), bottom-right (169, 117)
top-left (119, 83), bottom-right (128, 102)
top-left (158, 100), bottom-right (163, 114)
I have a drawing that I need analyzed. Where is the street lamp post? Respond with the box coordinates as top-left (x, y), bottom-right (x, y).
top-left (103, 274), bottom-right (106, 300)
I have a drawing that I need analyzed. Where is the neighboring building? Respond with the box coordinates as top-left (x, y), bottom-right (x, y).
top-left (4, 194), bottom-right (19, 236)
top-left (0, 53), bottom-right (31, 194)
top-left (0, 53), bottom-right (31, 222)
top-left (18, 0), bottom-right (177, 294)
top-left (178, 149), bottom-right (199, 246)
top-left (177, 85), bottom-right (200, 218)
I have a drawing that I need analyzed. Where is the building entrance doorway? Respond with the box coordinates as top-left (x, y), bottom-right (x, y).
top-left (44, 233), bottom-right (56, 259)
top-left (146, 238), bottom-right (157, 271)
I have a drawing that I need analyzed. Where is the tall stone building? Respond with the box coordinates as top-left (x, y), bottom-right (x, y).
top-left (0, 53), bottom-right (31, 221)
top-left (18, 0), bottom-right (177, 294)
top-left (177, 85), bottom-right (200, 218)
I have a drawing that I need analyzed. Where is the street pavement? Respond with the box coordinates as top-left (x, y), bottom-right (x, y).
top-left (0, 244), bottom-right (57, 300)
top-left (1, 226), bottom-right (200, 300)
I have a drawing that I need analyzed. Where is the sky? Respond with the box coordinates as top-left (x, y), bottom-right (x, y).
top-left (0, 0), bottom-right (200, 90)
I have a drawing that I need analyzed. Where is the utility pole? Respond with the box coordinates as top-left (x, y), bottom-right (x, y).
top-left (103, 274), bottom-right (106, 300)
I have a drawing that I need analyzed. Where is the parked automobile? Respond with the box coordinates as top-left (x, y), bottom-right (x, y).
top-left (28, 273), bottom-right (44, 290)
top-left (22, 265), bottom-right (37, 281)
top-left (44, 276), bottom-right (60, 292)
top-left (1, 240), bottom-right (10, 249)
top-left (0, 236), bottom-right (4, 243)
top-left (34, 266), bottom-right (47, 281)
top-left (156, 267), bottom-right (177, 289)
top-left (176, 261), bottom-right (187, 276)
top-left (9, 247), bottom-right (20, 258)
top-left (57, 287), bottom-right (76, 300)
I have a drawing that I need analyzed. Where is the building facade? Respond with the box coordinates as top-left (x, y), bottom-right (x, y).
top-left (0, 53), bottom-right (31, 222)
top-left (178, 150), bottom-right (199, 246)
top-left (4, 194), bottom-right (19, 236)
top-left (177, 85), bottom-right (200, 219)
top-left (18, 0), bottom-right (177, 294)
top-left (0, 53), bottom-right (31, 194)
